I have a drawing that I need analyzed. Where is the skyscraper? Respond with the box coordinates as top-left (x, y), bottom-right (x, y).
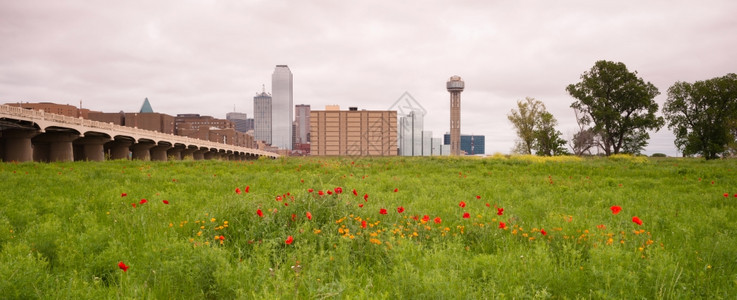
top-left (253, 86), bottom-right (272, 144)
top-left (272, 65), bottom-right (293, 150)
top-left (447, 75), bottom-right (464, 156)
top-left (295, 104), bottom-right (311, 144)
top-left (226, 112), bottom-right (248, 133)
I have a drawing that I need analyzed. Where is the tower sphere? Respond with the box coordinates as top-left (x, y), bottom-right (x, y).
top-left (447, 76), bottom-right (465, 92)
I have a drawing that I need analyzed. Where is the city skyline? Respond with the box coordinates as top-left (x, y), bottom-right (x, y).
top-left (2, 1), bottom-right (736, 156)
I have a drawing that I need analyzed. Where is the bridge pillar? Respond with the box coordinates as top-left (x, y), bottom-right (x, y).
top-left (203, 150), bottom-right (217, 160)
top-left (181, 147), bottom-right (197, 160)
top-left (193, 149), bottom-right (207, 160)
top-left (32, 131), bottom-right (79, 162)
top-left (106, 139), bottom-right (133, 160)
top-left (0, 129), bottom-right (40, 162)
top-left (131, 142), bottom-right (156, 161)
top-left (167, 146), bottom-right (184, 161)
top-left (74, 136), bottom-right (111, 161)
top-left (151, 144), bottom-right (172, 161)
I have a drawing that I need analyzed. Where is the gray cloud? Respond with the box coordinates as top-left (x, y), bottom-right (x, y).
top-left (2, 0), bottom-right (736, 156)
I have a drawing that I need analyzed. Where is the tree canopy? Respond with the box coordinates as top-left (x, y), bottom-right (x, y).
top-left (533, 111), bottom-right (568, 156)
top-left (566, 60), bottom-right (664, 155)
top-left (508, 97), bottom-right (543, 155)
top-left (663, 73), bottom-right (737, 159)
top-left (507, 97), bottom-right (566, 156)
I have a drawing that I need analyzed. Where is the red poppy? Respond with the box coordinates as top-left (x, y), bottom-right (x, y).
top-left (499, 222), bottom-right (506, 229)
top-left (352, 189), bottom-right (358, 196)
top-left (358, 204), bottom-right (364, 208)
top-left (291, 214), bottom-right (296, 221)
top-left (245, 186), bottom-right (250, 193)
top-left (485, 203), bottom-right (490, 207)
top-left (306, 211), bottom-right (313, 220)
top-left (597, 224), bottom-right (606, 230)
top-left (284, 202), bottom-right (289, 206)
top-left (462, 212), bottom-right (470, 219)
top-left (540, 229), bottom-right (547, 236)
top-left (162, 200), bottom-right (169, 205)
top-left (334, 187), bottom-right (343, 194)
top-left (139, 199), bottom-right (147, 205)
top-left (327, 190), bottom-right (333, 195)
top-left (497, 208), bottom-right (503, 216)
top-left (308, 188), bottom-right (314, 193)
top-left (364, 194), bottom-right (369, 201)
top-left (121, 193), bottom-right (127, 197)
top-left (610, 206), bottom-right (622, 215)
top-left (318, 190), bottom-right (324, 196)
top-left (276, 196), bottom-right (282, 201)
top-left (422, 215), bottom-right (430, 222)
top-left (131, 203), bottom-right (136, 208)
top-left (257, 209), bottom-right (263, 217)
top-left (235, 188), bottom-right (241, 195)
top-left (412, 215), bottom-right (419, 221)
top-left (434, 217), bottom-right (441, 224)
top-left (380, 208), bottom-right (387, 215)
top-left (118, 261), bottom-right (129, 272)
top-left (219, 235), bottom-right (225, 241)
top-left (476, 195), bottom-right (481, 199)
top-left (393, 188), bottom-right (398, 192)
top-left (285, 236), bottom-right (294, 245)
top-left (361, 220), bottom-right (367, 228)
top-left (725, 193), bottom-right (729, 197)
top-left (459, 201), bottom-right (466, 208)
top-left (397, 206), bottom-right (405, 213)
top-left (632, 216), bottom-right (643, 226)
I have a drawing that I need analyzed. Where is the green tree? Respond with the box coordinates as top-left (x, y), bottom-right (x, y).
top-left (566, 60), bottom-right (664, 156)
top-left (508, 97), bottom-right (543, 154)
top-left (508, 97), bottom-right (567, 156)
top-left (663, 73), bottom-right (737, 159)
top-left (534, 111), bottom-right (568, 156)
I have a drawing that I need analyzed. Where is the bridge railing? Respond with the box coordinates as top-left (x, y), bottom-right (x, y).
top-left (1, 104), bottom-right (278, 157)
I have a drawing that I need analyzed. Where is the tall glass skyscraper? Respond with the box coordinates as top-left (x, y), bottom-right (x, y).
top-left (253, 88), bottom-right (272, 144)
top-left (272, 65), bottom-right (293, 150)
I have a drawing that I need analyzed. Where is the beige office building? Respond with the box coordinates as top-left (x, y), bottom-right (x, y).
top-left (310, 108), bottom-right (397, 156)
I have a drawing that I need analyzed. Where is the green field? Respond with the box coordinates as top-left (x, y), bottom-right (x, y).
top-left (1, 156), bottom-right (736, 299)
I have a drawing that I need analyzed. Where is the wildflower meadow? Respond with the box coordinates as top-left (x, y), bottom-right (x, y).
top-left (1, 155), bottom-right (735, 298)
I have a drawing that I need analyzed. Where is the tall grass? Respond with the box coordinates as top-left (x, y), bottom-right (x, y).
top-left (1, 157), bottom-right (735, 298)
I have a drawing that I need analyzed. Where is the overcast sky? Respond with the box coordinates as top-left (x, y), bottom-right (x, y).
top-left (2, 0), bottom-right (736, 156)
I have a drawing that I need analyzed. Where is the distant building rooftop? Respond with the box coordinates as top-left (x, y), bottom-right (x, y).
top-left (140, 98), bottom-right (154, 113)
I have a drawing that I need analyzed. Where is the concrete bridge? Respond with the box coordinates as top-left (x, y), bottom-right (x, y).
top-left (0, 104), bottom-right (279, 162)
